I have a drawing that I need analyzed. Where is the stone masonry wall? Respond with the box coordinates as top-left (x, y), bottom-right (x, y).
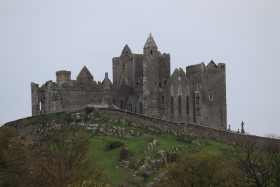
top-left (95, 108), bottom-right (279, 148)
top-left (6, 107), bottom-right (280, 149)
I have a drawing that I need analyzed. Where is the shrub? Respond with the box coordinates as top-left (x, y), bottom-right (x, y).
top-left (107, 140), bottom-right (124, 149)
top-left (166, 152), bottom-right (179, 162)
top-left (85, 107), bottom-right (93, 114)
top-left (120, 147), bottom-right (133, 161)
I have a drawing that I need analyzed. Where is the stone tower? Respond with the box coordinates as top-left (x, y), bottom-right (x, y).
top-left (31, 34), bottom-right (227, 130)
top-left (143, 33), bottom-right (160, 118)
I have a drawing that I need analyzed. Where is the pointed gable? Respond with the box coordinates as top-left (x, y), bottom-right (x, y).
top-left (207, 60), bottom-right (217, 68)
top-left (144, 33), bottom-right (158, 49)
top-left (77, 66), bottom-right (93, 79)
top-left (120, 44), bottom-right (133, 60)
top-left (121, 44), bottom-right (132, 56)
top-left (77, 66), bottom-right (94, 84)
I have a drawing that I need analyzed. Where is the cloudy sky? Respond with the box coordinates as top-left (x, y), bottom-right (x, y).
top-left (0, 0), bottom-right (279, 136)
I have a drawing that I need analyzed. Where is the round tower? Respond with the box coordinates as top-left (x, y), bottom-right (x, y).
top-left (143, 33), bottom-right (160, 117)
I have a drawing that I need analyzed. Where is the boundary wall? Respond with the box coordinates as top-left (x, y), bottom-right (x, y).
top-left (5, 107), bottom-right (280, 148)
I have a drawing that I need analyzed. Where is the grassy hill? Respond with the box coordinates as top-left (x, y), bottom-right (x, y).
top-left (4, 107), bottom-right (280, 186)
top-left (67, 110), bottom-right (233, 185)
top-left (5, 108), bottom-right (234, 186)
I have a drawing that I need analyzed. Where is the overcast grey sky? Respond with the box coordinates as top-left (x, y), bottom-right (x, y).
top-left (0, 0), bottom-right (279, 136)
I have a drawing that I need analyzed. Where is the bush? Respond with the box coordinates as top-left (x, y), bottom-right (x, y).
top-left (158, 151), bottom-right (247, 186)
top-left (120, 147), bottom-right (133, 161)
top-left (166, 152), bottom-right (179, 162)
top-left (107, 140), bottom-right (124, 149)
top-left (85, 107), bottom-right (93, 114)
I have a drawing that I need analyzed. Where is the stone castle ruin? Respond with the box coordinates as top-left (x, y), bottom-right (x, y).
top-left (31, 34), bottom-right (227, 130)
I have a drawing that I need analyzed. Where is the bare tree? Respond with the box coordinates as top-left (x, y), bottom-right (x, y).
top-left (232, 139), bottom-right (280, 187)
top-left (25, 130), bottom-right (106, 187)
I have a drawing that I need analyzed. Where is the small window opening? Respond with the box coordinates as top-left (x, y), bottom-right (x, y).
top-left (123, 63), bottom-right (125, 68)
top-left (91, 99), bottom-right (93, 103)
top-left (120, 100), bottom-right (123, 109)
top-left (136, 82), bottom-right (139, 86)
top-left (150, 50), bottom-right (153, 55)
top-left (39, 102), bottom-right (42, 111)
top-left (164, 80), bottom-right (167, 85)
top-left (159, 82), bottom-right (162, 88)
top-left (209, 93), bottom-right (212, 100)
top-left (196, 95), bottom-right (200, 104)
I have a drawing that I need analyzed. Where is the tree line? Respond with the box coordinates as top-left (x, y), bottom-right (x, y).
top-left (1, 124), bottom-right (279, 187)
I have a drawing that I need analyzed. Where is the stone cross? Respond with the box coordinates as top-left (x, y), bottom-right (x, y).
top-left (241, 121), bottom-right (245, 134)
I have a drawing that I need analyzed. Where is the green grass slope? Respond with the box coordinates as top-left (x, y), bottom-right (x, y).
top-left (84, 115), bottom-right (233, 186)
top-left (5, 109), bottom-right (234, 186)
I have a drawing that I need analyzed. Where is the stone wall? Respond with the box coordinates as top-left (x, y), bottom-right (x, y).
top-left (95, 108), bottom-right (279, 148)
top-left (6, 107), bottom-right (278, 149)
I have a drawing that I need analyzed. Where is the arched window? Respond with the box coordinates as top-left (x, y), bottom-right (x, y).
top-left (196, 95), bottom-right (200, 104)
top-left (186, 95), bottom-right (190, 114)
top-left (171, 96), bottom-right (174, 114)
top-left (139, 103), bottom-right (143, 114)
top-left (178, 95), bottom-right (182, 114)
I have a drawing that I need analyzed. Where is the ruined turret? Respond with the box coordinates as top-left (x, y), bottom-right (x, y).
top-left (143, 33), bottom-right (160, 118)
top-left (56, 70), bottom-right (71, 86)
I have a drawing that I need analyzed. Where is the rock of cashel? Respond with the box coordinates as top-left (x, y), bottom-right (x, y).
top-left (31, 33), bottom-right (227, 130)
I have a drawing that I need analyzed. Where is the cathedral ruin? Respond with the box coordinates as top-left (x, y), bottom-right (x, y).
top-left (31, 34), bottom-right (227, 130)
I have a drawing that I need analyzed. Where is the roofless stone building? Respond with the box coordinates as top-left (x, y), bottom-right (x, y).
top-left (31, 34), bottom-right (227, 130)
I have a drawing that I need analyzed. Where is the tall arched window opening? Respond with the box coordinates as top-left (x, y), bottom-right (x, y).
top-left (171, 96), bottom-right (174, 114)
top-left (178, 95), bottom-right (182, 114)
top-left (186, 95), bottom-right (190, 114)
